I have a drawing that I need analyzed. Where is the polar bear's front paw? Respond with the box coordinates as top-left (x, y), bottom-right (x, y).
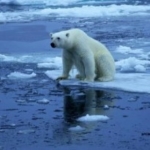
top-left (97, 76), bottom-right (113, 82)
top-left (84, 78), bottom-right (94, 82)
top-left (75, 74), bottom-right (84, 80)
top-left (56, 76), bottom-right (68, 80)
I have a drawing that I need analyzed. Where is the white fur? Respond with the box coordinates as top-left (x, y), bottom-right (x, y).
top-left (50, 28), bottom-right (115, 82)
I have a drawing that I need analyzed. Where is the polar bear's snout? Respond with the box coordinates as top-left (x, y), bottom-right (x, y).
top-left (50, 42), bottom-right (56, 48)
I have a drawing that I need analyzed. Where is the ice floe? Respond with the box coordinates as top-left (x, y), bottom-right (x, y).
top-left (7, 72), bottom-right (36, 79)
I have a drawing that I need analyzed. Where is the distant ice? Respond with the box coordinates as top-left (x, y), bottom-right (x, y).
top-left (0, 54), bottom-right (16, 62)
top-left (7, 72), bottom-right (36, 79)
top-left (38, 63), bottom-right (57, 69)
top-left (1, 4), bottom-right (150, 23)
top-left (37, 57), bottom-right (62, 69)
top-left (0, 53), bottom-right (60, 63)
top-left (77, 114), bottom-right (109, 122)
top-left (0, 0), bottom-right (80, 6)
top-left (0, 54), bottom-right (33, 62)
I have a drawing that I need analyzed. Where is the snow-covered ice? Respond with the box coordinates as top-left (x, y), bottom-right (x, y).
top-left (45, 64), bottom-right (150, 94)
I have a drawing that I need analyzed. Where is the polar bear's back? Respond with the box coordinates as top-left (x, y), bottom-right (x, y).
top-left (69, 29), bottom-right (112, 56)
top-left (69, 29), bottom-right (106, 46)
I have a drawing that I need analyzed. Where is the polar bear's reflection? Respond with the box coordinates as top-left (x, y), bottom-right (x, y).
top-left (52, 88), bottom-right (115, 143)
top-left (63, 88), bottom-right (115, 123)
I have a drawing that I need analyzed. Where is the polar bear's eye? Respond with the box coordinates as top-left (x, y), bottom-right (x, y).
top-left (57, 37), bottom-right (60, 40)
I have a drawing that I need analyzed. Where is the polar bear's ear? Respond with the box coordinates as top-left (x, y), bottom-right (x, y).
top-left (66, 33), bottom-right (69, 37)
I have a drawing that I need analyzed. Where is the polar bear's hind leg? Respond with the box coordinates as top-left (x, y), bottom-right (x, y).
top-left (96, 55), bottom-right (115, 82)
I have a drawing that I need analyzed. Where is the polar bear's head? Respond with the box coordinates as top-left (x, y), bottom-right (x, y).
top-left (50, 30), bottom-right (72, 49)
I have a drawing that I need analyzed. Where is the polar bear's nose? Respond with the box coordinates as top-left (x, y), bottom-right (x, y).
top-left (50, 43), bottom-right (56, 48)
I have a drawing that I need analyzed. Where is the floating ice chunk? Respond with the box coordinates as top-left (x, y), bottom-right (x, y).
top-left (44, 57), bottom-right (62, 63)
top-left (7, 72), bottom-right (36, 79)
top-left (38, 57), bottom-right (62, 69)
top-left (47, 71), bottom-right (150, 94)
top-left (68, 125), bottom-right (85, 132)
top-left (116, 45), bottom-right (143, 54)
top-left (37, 98), bottom-right (49, 104)
top-left (37, 63), bottom-right (60, 69)
top-left (104, 105), bottom-right (109, 110)
top-left (116, 57), bottom-right (149, 73)
top-left (77, 114), bottom-right (109, 122)
top-left (38, 63), bottom-right (53, 68)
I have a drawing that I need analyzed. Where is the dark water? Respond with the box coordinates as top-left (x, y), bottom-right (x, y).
top-left (0, 62), bottom-right (150, 150)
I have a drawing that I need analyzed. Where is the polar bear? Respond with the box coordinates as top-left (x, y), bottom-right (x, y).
top-left (50, 28), bottom-right (115, 82)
